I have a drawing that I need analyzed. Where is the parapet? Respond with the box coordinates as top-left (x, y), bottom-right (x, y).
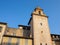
top-left (0, 22), bottom-right (7, 25)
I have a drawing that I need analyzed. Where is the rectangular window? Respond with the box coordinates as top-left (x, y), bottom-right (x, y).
top-left (25, 39), bottom-right (28, 45)
top-left (16, 38), bottom-right (20, 45)
top-left (40, 43), bottom-right (42, 45)
top-left (7, 37), bottom-right (11, 45)
top-left (45, 43), bottom-right (47, 45)
top-left (0, 26), bottom-right (2, 32)
top-left (11, 38), bottom-right (17, 45)
top-left (39, 11), bottom-right (41, 15)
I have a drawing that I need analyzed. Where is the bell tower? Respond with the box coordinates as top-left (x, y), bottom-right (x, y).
top-left (28, 7), bottom-right (52, 45)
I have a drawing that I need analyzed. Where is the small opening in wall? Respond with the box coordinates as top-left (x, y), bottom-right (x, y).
top-left (41, 31), bottom-right (43, 33)
top-left (45, 43), bottom-right (47, 45)
top-left (39, 11), bottom-right (41, 15)
top-left (40, 23), bottom-right (42, 26)
top-left (7, 30), bottom-right (9, 32)
top-left (40, 43), bottom-right (42, 45)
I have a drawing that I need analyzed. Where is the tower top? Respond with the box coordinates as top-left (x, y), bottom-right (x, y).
top-left (34, 7), bottom-right (43, 11)
top-left (32, 7), bottom-right (45, 16)
top-left (28, 7), bottom-right (48, 25)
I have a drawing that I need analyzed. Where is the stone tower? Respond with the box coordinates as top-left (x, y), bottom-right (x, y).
top-left (28, 7), bottom-right (52, 45)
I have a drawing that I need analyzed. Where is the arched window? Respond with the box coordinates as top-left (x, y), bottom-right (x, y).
top-left (52, 35), bottom-right (55, 38)
top-left (0, 26), bottom-right (2, 32)
top-left (40, 43), bottom-right (42, 45)
top-left (40, 23), bottom-right (42, 26)
top-left (56, 36), bottom-right (58, 39)
top-left (39, 11), bottom-right (41, 15)
top-left (45, 43), bottom-right (47, 45)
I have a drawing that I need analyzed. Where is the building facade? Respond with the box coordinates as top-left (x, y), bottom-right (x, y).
top-left (0, 7), bottom-right (60, 45)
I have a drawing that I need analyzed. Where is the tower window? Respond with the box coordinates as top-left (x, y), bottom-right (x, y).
top-left (40, 23), bottom-right (42, 26)
top-left (0, 26), bottom-right (2, 32)
top-left (45, 43), bottom-right (47, 45)
top-left (41, 31), bottom-right (43, 33)
top-left (39, 11), bottom-right (41, 15)
top-left (40, 43), bottom-right (42, 45)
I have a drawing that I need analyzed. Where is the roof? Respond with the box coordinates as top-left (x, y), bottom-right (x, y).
top-left (51, 34), bottom-right (60, 36)
top-left (0, 22), bottom-right (7, 25)
top-left (34, 7), bottom-right (43, 11)
top-left (18, 25), bottom-right (30, 30)
top-left (51, 34), bottom-right (60, 41)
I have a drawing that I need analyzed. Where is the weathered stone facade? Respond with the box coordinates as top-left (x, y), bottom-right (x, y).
top-left (0, 7), bottom-right (60, 45)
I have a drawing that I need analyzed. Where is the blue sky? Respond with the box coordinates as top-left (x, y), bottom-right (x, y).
top-left (0, 0), bottom-right (60, 34)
